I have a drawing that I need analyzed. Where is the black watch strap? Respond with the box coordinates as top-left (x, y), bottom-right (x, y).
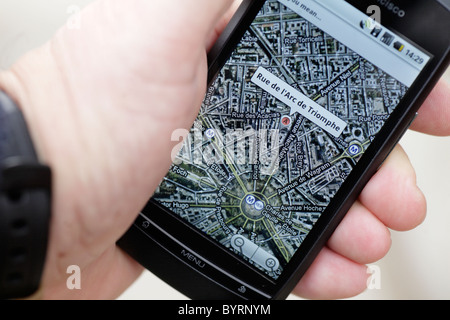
top-left (0, 90), bottom-right (51, 299)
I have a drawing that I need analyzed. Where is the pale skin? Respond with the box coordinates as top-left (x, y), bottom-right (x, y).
top-left (0, 0), bottom-right (448, 300)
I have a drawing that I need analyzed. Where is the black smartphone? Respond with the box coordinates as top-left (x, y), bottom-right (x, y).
top-left (118, 0), bottom-right (450, 300)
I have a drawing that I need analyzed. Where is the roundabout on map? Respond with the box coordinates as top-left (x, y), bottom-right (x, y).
top-left (240, 192), bottom-right (270, 221)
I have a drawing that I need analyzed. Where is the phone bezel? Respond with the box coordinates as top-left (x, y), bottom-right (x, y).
top-left (119, 0), bottom-right (450, 300)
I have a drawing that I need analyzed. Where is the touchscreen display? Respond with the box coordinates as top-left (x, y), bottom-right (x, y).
top-left (151, 0), bottom-right (430, 280)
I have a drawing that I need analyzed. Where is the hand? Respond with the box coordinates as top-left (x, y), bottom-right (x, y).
top-left (0, 0), bottom-right (446, 299)
top-left (0, 0), bottom-right (239, 299)
top-left (293, 79), bottom-right (449, 299)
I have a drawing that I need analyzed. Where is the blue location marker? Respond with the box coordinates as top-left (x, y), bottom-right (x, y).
top-left (254, 201), bottom-right (264, 211)
top-left (205, 129), bottom-right (215, 139)
top-left (245, 195), bottom-right (256, 205)
top-left (348, 144), bottom-right (361, 156)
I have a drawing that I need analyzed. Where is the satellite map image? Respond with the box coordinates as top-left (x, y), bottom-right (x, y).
top-left (153, 0), bottom-right (408, 279)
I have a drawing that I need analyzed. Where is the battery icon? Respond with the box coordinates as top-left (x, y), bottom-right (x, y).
top-left (394, 41), bottom-right (405, 52)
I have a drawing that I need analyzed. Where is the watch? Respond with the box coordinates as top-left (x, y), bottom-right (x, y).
top-left (0, 90), bottom-right (51, 299)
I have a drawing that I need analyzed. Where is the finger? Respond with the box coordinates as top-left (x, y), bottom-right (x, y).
top-left (292, 247), bottom-right (368, 300)
top-left (410, 78), bottom-right (450, 136)
top-left (359, 145), bottom-right (427, 231)
top-left (207, 0), bottom-right (243, 50)
top-left (327, 201), bottom-right (391, 265)
top-left (142, 0), bottom-right (235, 48)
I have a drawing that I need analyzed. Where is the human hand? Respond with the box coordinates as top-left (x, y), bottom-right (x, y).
top-left (293, 79), bottom-right (449, 299)
top-left (0, 0), bottom-right (446, 299)
top-left (0, 0), bottom-right (239, 299)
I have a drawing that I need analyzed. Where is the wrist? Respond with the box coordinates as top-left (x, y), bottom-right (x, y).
top-left (0, 81), bottom-right (52, 299)
top-left (0, 37), bottom-right (149, 298)
top-left (0, 47), bottom-right (65, 165)
top-left (0, 44), bottom-right (81, 295)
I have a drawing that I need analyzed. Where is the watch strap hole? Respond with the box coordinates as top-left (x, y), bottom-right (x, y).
top-left (9, 247), bottom-right (27, 263)
top-left (6, 189), bottom-right (24, 204)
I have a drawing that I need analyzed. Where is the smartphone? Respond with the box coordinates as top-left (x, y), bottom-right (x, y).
top-left (118, 0), bottom-right (450, 300)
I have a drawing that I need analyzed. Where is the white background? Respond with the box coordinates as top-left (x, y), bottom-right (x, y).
top-left (1, 0), bottom-right (448, 300)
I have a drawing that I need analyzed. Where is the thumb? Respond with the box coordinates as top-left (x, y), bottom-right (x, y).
top-left (0, 0), bottom-right (237, 276)
top-left (173, 0), bottom-right (236, 45)
top-left (131, 0), bottom-right (235, 48)
top-left (410, 79), bottom-right (450, 136)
